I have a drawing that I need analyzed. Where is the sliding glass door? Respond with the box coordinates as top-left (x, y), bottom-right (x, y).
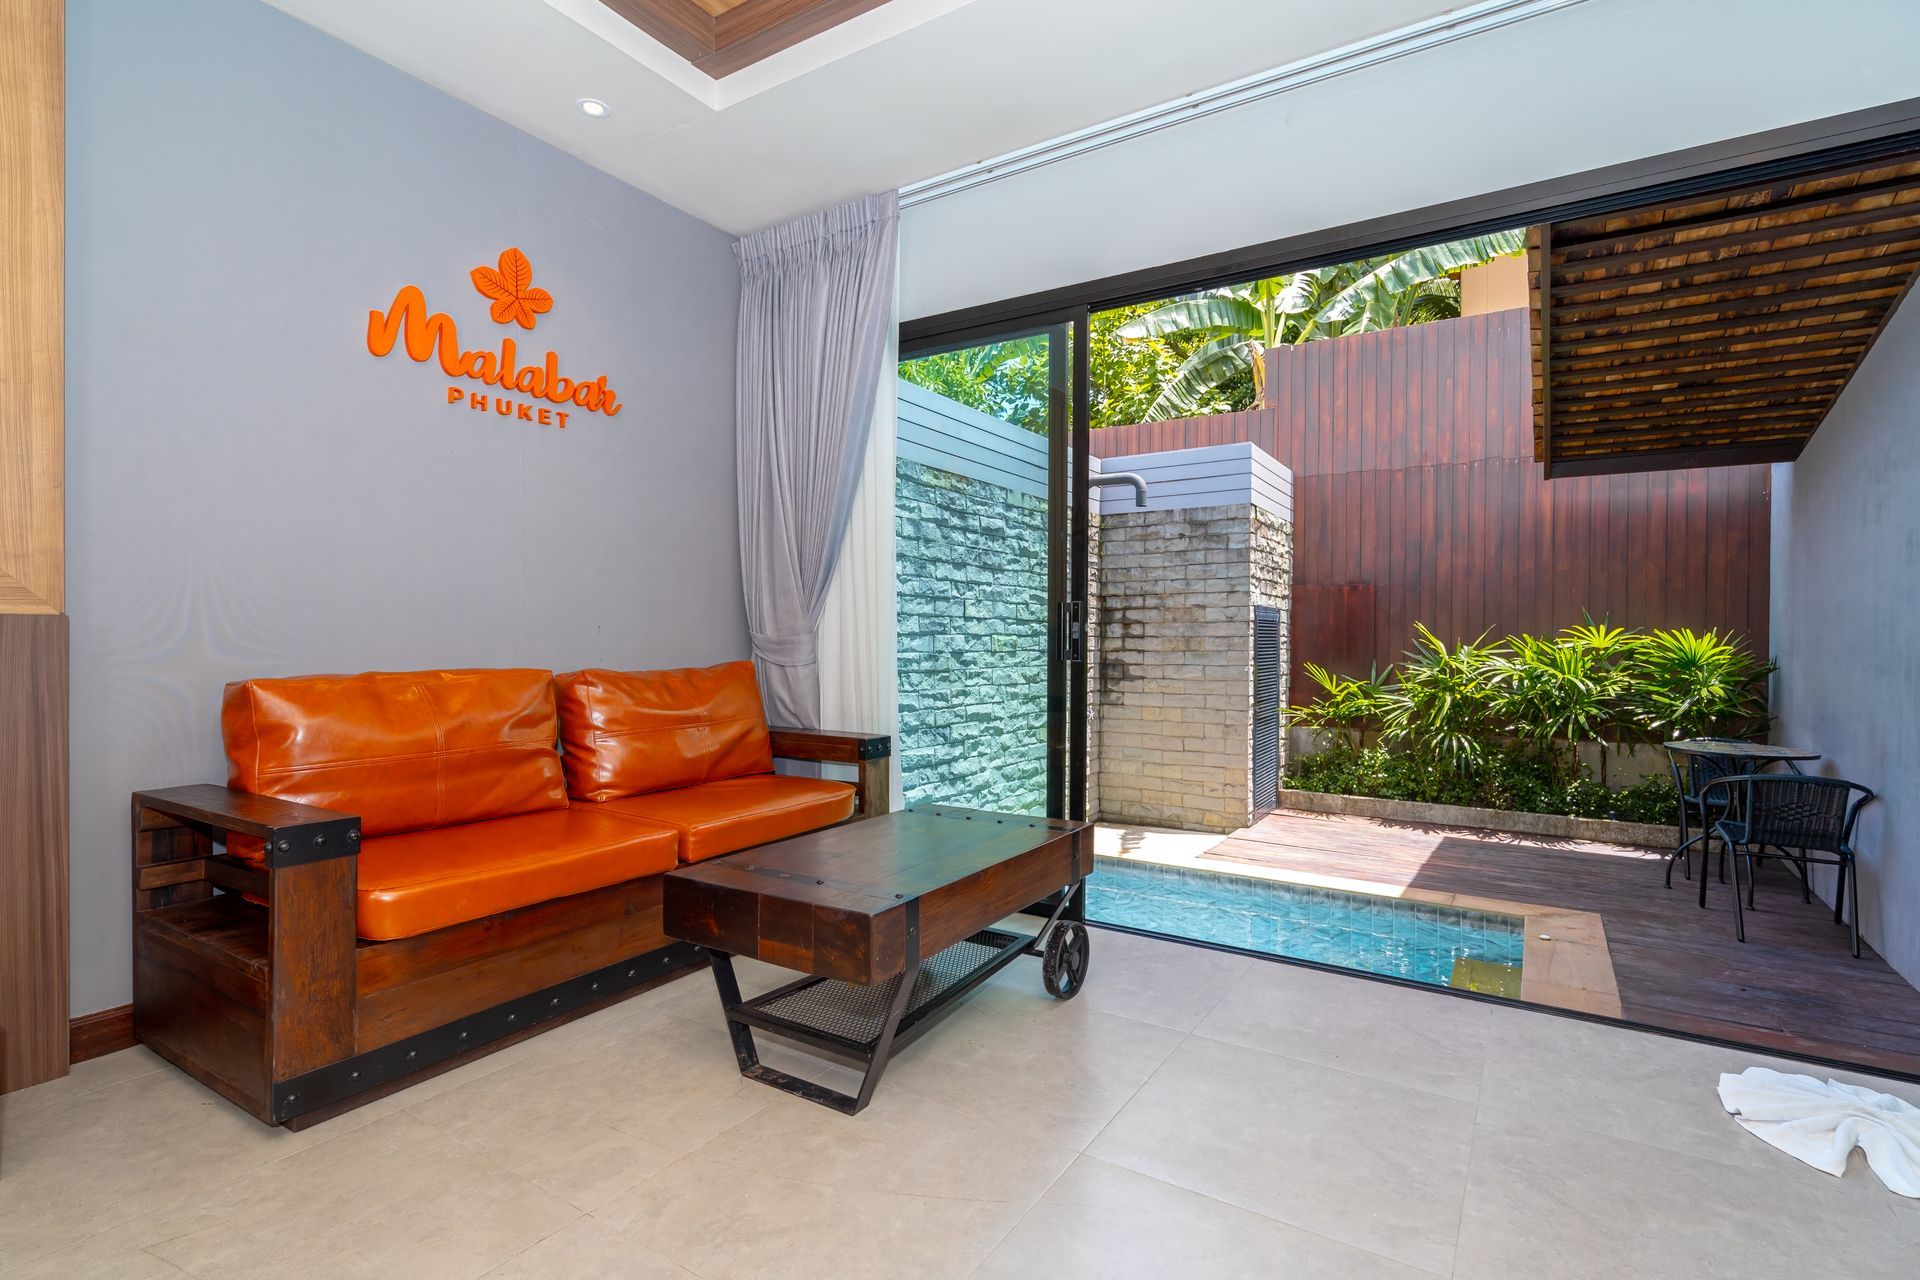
top-left (896, 318), bottom-right (1088, 819)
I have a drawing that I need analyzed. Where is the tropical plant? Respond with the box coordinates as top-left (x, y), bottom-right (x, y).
top-left (1286, 618), bottom-right (1769, 820)
top-left (1288, 662), bottom-right (1390, 752)
top-left (1622, 627), bottom-right (1775, 742)
top-left (898, 336), bottom-right (1053, 432)
top-left (1488, 622), bottom-right (1637, 780)
top-left (898, 307), bottom-right (1251, 433)
top-left (1378, 624), bottom-right (1506, 772)
top-left (1110, 229), bottom-right (1526, 420)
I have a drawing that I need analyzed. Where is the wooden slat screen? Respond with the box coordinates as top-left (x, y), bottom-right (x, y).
top-left (1090, 310), bottom-right (1772, 691)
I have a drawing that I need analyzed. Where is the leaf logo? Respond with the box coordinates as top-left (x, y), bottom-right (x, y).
top-left (470, 247), bottom-right (553, 331)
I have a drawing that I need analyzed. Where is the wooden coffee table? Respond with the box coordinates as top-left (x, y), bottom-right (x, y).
top-left (663, 805), bottom-right (1092, 1114)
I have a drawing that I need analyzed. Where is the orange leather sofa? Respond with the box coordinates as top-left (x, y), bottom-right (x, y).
top-left (131, 661), bottom-right (888, 1127)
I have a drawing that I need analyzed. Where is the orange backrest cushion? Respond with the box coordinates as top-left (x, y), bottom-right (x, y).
top-left (555, 661), bottom-right (774, 802)
top-left (222, 668), bottom-right (568, 836)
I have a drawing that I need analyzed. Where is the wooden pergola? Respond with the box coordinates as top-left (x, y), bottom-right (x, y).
top-left (1529, 153), bottom-right (1920, 477)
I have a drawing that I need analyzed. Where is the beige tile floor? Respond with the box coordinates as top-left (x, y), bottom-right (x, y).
top-left (3, 928), bottom-right (1916, 1279)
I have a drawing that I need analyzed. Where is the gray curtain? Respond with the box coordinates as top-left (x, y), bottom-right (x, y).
top-left (735, 191), bottom-right (900, 727)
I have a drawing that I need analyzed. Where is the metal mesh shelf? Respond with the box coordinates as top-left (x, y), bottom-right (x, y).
top-left (744, 929), bottom-right (1026, 1049)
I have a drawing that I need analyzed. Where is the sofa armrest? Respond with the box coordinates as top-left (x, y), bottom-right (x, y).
top-left (134, 784), bottom-right (360, 868)
top-left (768, 728), bottom-right (892, 819)
top-left (131, 784), bottom-right (360, 1083)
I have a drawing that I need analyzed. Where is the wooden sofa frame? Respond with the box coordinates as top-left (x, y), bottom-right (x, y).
top-left (131, 728), bottom-right (890, 1127)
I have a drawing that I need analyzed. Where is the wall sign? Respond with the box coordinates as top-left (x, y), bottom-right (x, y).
top-left (366, 247), bottom-right (623, 427)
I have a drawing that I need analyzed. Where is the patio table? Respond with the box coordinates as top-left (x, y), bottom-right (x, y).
top-left (1666, 739), bottom-right (1821, 768)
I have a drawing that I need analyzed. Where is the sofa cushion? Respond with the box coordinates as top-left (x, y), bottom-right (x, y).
top-left (223, 668), bottom-right (567, 838)
top-left (593, 774), bottom-right (856, 864)
top-left (555, 662), bottom-right (775, 802)
top-left (355, 806), bottom-right (680, 940)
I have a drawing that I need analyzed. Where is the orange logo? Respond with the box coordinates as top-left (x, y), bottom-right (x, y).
top-left (366, 247), bottom-right (621, 428)
top-left (470, 247), bottom-right (552, 331)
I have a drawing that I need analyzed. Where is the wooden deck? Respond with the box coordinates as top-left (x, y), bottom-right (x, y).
top-left (1202, 809), bottom-right (1920, 1078)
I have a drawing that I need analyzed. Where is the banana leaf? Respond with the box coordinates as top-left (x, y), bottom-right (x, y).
top-left (1312, 230), bottom-right (1525, 327)
top-left (1140, 333), bottom-right (1258, 421)
top-left (1113, 294), bottom-right (1263, 340)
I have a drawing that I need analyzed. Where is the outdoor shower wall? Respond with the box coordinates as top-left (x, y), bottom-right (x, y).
top-left (1095, 446), bottom-right (1294, 834)
top-left (895, 382), bottom-right (1050, 812)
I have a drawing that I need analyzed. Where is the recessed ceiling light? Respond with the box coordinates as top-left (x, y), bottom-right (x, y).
top-left (576, 98), bottom-right (610, 119)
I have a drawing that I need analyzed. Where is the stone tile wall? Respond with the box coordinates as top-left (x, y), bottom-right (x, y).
top-left (895, 459), bottom-right (1049, 812)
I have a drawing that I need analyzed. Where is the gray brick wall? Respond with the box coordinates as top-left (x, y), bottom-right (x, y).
top-left (1094, 504), bottom-right (1294, 833)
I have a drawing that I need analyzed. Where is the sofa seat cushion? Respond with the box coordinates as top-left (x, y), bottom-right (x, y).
top-left (593, 774), bottom-right (855, 865)
top-left (555, 662), bottom-right (775, 802)
top-left (355, 806), bottom-right (680, 941)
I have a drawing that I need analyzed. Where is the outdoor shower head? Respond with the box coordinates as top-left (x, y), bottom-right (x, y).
top-left (1091, 471), bottom-right (1149, 509)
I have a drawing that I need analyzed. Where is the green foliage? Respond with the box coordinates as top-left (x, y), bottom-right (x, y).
top-left (898, 336), bottom-right (1053, 433)
top-left (1286, 743), bottom-right (1681, 825)
top-left (1378, 624), bottom-right (1505, 773)
top-left (1287, 662), bottom-right (1389, 752)
top-left (898, 307), bottom-right (1251, 434)
top-left (1621, 627), bottom-right (1775, 741)
top-left (1108, 230), bottom-right (1525, 421)
top-left (1286, 619), bottom-right (1766, 823)
top-left (1487, 622), bottom-right (1635, 777)
top-left (902, 233), bottom-right (1527, 430)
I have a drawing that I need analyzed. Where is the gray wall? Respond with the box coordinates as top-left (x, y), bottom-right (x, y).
top-left (65, 0), bottom-right (744, 1014)
top-left (1770, 293), bottom-right (1920, 990)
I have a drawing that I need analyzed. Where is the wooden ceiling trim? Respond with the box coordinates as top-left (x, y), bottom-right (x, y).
top-left (1547, 442), bottom-right (1807, 478)
top-left (1553, 224), bottom-right (1920, 301)
top-left (1553, 344), bottom-right (1871, 381)
top-left (600, 0), bottom-right (716, 63)
top-left (1561, 198), bottom-right (1920, 272)
top-left (1555, 375), bottom-right (1852, 408)
top-left (1550, 277), bottom-right (1910, 332)
top-left (1550, 249), bottom-right (1920, 317)
top-left (1550, 420), bottom-right (1823, 448)
top-left (597, 0), bottom-right (894, 79)
top-left (1550, 306), bottom-right (1885, 347)
top-left (1555, 170), bottom-right (1920, 257)
top-left (1531, 152), bottom-right (1920, 476)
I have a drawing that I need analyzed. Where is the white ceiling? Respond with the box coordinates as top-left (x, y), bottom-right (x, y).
top-left (263, 0), bottom-right (1473, 235)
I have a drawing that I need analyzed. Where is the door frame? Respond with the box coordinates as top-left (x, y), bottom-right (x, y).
top-left (899, 313), bottom-right (1092, 822)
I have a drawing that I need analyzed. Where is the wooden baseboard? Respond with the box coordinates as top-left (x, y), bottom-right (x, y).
top-left (69, 1004), bottom-right (135, 1063)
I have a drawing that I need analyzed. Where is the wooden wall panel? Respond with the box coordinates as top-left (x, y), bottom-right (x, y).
top-left (0, 614), bottom-right (70, 1093)
top-left (1091, 311), bottom-right (1773, 693)
top-left (0, 0), bottom-right (68, 1095)
top-left (0, 0), bottom-right (64, 614)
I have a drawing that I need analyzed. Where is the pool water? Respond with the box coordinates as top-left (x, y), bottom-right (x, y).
top-left (1085, 857), bottom-right (1525, 992)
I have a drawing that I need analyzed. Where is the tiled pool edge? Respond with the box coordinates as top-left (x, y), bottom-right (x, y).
top-left (1097, 831), bottom-right (1623, 1019)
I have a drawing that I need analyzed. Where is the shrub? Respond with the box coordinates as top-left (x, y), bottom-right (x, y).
top-left (1285, 617), bottom-right (1769, 823)
top-left (1379, 624), bottom-right (1505, 772)
top-left (1622, 627), bottom-right (1774, 742)
top-left (1287, 662), bottom-right (1389, 753)
top-left (1488, 623), bottom-right (1635, 780)
top-left (1610, 775), bottom-right (1682, 826)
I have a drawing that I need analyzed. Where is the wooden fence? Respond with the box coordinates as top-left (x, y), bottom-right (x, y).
top-left (1089, 309), bottom-right (1773, 692)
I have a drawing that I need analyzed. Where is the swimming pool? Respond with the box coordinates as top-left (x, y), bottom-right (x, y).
top-left (1085, 857), bottom-right (1525, 992)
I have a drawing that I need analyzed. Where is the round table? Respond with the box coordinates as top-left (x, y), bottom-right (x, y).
top-left (1666, 739), bottom-right (1821, 767)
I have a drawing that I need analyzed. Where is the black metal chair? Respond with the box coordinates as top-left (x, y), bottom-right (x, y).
top-left (1663, 740), bottom-right (1749, 889)
top-left (1699, 773), bottom-right (1877, 958)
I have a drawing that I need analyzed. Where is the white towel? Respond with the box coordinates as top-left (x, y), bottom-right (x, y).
top-left (1717, 1066), bottom-right (1920, 1197)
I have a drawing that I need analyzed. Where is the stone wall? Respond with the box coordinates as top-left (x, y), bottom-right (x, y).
top-left (1095, 503), bottom-right (1294, 833)
top-left (895, 458), bottom-right (1049, 812)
